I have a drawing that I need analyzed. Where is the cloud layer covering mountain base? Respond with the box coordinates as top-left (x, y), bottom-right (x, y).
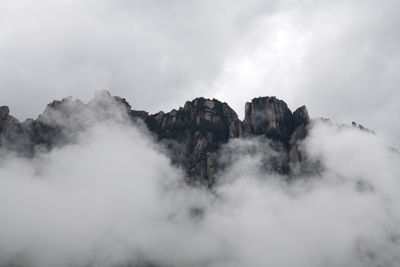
top-left (0, 119), bottom-right (399, 267)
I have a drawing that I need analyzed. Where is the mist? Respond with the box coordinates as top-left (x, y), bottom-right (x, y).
top-left (0, 111), bottom-right (399, 267)
top-left (1, 0), bottom-right (399, 265)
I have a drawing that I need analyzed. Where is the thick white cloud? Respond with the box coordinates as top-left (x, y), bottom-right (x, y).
top-left (1, 2), bottom-right (400, 264)
top-left (0, 117), bottom-right (399, 267)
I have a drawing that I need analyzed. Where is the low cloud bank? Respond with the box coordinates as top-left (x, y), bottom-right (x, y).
top-left (0, 119), bottom-right (399, 267)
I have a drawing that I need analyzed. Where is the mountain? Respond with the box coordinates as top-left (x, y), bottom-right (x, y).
top-left (1, 91), bottom-right (317, 186)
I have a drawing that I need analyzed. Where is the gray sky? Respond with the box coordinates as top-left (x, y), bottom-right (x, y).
top-left (1, 0), bottom-right (399, 146)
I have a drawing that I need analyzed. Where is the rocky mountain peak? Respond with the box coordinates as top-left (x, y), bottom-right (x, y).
top-left (293, 105), bottom-right (310, 124)
top-left (352, 121), bottom-right (374, 134)
top-left (144, 97), bottom-right (244, 185)
top-left (0, 106), bottom-right (10, 120)
top-left (181, 97), bottom-right (239, 124)
top-left (243, 96), bottom-right (306, 144)
top-left (39, 97), bottom-right (85, 122)
top-left (89, 90), bottom-right (131, 115)
top-left (0, 106), bottom-right (30, 155)
top-left (0, 93), bottom-right (317, 186)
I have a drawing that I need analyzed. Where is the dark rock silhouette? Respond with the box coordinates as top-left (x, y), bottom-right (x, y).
top-left (0, 91), bottom-right (318, 185)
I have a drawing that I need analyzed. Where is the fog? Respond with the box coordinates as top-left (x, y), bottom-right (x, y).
top-left (1, 0), bottom-right (399, 265)
top-left (0, 113), bottom-right (399, 267)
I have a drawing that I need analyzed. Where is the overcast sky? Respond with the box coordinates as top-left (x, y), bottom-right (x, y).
top-left (0, 0), bottom-right (399, 146)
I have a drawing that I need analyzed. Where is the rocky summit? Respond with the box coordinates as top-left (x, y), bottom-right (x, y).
top-left (0, 91), bottom-right (311, 186)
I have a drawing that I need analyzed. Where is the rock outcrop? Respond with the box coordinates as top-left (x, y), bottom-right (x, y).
top-left (0, 92), bottom-right (315, 185)
top-left (352, 121), bottom-right (375, 134)
top-left (144, 97), bottom-right (242, 185)
top-left (240, 98), bottom-right (311, 176)
top-left (0, 106), bottom-right (33, 156)
top-left (243, 97), bottom-right (294, 141)
top-left (288, 105), bottom-right (310, 175)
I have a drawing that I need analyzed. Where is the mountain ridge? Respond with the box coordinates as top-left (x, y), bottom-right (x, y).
top-left (0, 90), bottom-right (365, 186)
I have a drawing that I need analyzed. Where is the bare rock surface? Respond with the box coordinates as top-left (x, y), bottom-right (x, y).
top-left (0, 91), bottom-right (358, 185)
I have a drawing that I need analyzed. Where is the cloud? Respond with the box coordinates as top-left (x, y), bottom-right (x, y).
top-left (0, 0), bottom-right (276, 119)
top-left (0, 113), bottom-right (399, 266)
top-left (1, 1), bottom-right (400, 263)
top-left (1, 0), bottom-right (399, 146)
top-left (209, 0), bottom-right (400, 146)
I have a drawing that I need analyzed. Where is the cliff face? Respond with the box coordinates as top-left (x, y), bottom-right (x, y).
top-left (0, 92), bottom-right (311, 186)
top-left (144, 97), bottom-right (243, 185)
top-left (243, 97), bottom-right (294, 140)
top-left (0, 106), bottom-right (32, 155)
